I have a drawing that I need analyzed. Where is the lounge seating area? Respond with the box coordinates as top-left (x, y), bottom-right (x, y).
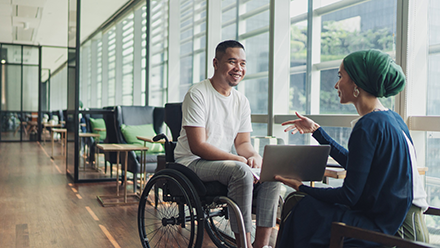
top-left (46, 106), bottom-right (166, 186)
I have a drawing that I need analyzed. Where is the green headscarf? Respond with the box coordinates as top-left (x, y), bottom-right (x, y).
top-left (343, 49), bottom-right (406, 98)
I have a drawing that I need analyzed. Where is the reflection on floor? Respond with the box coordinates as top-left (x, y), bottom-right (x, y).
top-left (1, 129), bottom-right (41, 141)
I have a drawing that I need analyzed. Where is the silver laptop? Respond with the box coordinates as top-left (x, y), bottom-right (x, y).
top-left (258, 144), bottom-right (331, 182)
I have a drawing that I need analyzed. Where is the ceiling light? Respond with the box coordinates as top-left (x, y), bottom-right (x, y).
top-left (23, 22), bottom-right (29, 30)
top-left (1, 59), bottom-right (5, 64)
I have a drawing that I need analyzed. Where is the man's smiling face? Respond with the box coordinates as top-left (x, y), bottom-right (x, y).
top-left (214, 47), bottom-right (246, 87)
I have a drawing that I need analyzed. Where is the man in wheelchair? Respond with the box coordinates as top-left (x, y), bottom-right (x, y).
top-left (174, 40), bottom-right (280, 248)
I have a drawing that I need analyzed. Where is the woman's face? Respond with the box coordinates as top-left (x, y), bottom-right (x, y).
top-left (335, 62), bottom-right (357, 104)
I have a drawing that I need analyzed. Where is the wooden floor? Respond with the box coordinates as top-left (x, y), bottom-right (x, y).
top-left (0, 142), bottom-right (279, 248)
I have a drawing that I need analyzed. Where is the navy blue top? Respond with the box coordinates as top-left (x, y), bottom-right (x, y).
top-left (299, 110), bottom-right (413, 234)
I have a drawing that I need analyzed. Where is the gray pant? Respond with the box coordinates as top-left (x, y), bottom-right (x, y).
top-left (188, 159), bottom-right (280, 233)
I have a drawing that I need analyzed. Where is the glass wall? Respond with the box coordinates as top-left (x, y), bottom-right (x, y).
top-left (178, 0), bottom-right (207, 101)
top-left (23, 66), bottom-right (39, 112)
top-left (318, 0), bottom-right (397, 114)
top-left (0, 64), bottom-right (22, 141)
top-left (426, 0), bottom-right (440, 200)
top-left (0, 44), bottom-right (40, 142)
top-left (221, 0), bottom-right (270, 115)
top-left (424, 0), bottom-right (440, 214)
top-left (107, 27), bottom-right (116, 106)
top-left (282, 0), bottom-right (398, 145)
top-left (50, 66), bottom-right (68, 111)
top-left (289, 0), bottom-right (308, 115)
top-left (78, 3), bottom-right (152, 109)
top-left (121, 14), bottom-right (135, 105)
top-left (149, 1), bottom-right (168, 106)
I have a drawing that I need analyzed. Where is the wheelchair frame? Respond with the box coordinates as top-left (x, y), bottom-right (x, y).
top-left (137, 133), bottom-right (247, 248)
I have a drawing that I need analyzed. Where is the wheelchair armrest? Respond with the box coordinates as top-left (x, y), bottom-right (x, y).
top-left (137, 136), bottom-right (166, 144)
top-left (424, 206), bottom-right (440, 216)
top-left (329, 222), bottom-right (436, 248)
top-left (153, 133), bottom-right (175, 162)
top-left (153, 133), bottom-right (169, 142)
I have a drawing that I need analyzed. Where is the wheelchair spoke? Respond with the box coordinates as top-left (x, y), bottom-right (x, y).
top-left (138, 173), bottom-right (203, 248)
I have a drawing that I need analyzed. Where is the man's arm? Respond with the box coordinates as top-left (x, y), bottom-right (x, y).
top-left (234, 132), bottom-right (262, 168)
top-left (185, 126), bottom-right (247, 163)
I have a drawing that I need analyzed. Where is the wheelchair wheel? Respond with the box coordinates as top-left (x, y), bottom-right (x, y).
top-left (205, 205), bottom-right (256, 248)
top-left (205, 205), bottom-right (237, 248)
top-left (138, 170), bottom-right (204, 248)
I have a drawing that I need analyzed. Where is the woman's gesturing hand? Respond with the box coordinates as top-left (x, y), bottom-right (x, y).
top-left (282, 112), bottom-right (320, 135)
top-left (274, 175), bottom-right (303, 191)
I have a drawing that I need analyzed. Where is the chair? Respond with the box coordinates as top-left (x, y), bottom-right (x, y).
top-left (13, 115), bottom-right (28, 136)
top-left (273, 195), bottom-right (440, 248)
top-left (83, 108), bottom-right (106, 165)
top-left (26, 112), bottom-right (39, 136)
top-left (102, 106), bottom-right (118, 175)
top-left (155, 102), bottom-right (183, 173)
top-left (138, 133), bottom-right (248, 248)
top-left (329, 207), bottom-right (440, 247)
top-left (138, 103), bottom-right (289, 248)
top-left (52, 109), bottom-right (65, 125)
top-left (114, 105), bottom-right (165, 191)
top-left (164, 102), bottom-right (183, 141)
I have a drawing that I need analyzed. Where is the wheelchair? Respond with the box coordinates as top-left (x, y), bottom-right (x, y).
top-left (137, 133), bottom-right (249, 248)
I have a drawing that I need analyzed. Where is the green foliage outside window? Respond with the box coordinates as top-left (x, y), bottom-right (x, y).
top-left (290, 21), bottom-right (396, 114)
top-left (321, 21), bottom-right (394, 62)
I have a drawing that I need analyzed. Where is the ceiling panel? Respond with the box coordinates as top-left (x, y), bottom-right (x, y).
top-left (14, 27), bottom-right (34, 41)
top-left (1, 0), bottom-right (132, 73)
top-left (12, 16), bottom-right (41, 27)
top-left (14, 5), bottom-right (41, 18)
top-left (0, 3), bottom-right (12, 14)
top-left (36, 0), bottom-right (67, 47)
top-left (0, 16), bottom-right (12, 25)
top-left (12, 0), bottom-right (47, 7)
top-left (0, 16), bottom-right (12, 43)
top-left (80, 0), bottom-right (130, 42)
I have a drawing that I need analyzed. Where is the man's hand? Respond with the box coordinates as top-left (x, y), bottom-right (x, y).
top-left (247, 155), bottom-right (262, 168)
top-left (236, 155), bottom-right (248, 164)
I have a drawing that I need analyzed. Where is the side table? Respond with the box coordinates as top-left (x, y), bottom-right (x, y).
top-left (96, 144), bottom-right (149, 206)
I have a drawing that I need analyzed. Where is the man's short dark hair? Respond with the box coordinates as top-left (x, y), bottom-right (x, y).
top-left (215, 40), bottom-right (245, 59)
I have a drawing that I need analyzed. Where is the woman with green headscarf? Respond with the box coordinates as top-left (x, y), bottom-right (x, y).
top-left (275, 49), bottom-right (429, 247)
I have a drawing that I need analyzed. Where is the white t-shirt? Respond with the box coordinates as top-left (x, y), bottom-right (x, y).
top-left (402, 132), bottom-right (429, 211)
top-left (174, 79), bottom-right (253, 166)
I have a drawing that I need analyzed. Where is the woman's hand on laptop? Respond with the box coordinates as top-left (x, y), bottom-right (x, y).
top-left (274, 175), bottom-right (303, 191)
top-left (282, 112), bottom-right (320, 135)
